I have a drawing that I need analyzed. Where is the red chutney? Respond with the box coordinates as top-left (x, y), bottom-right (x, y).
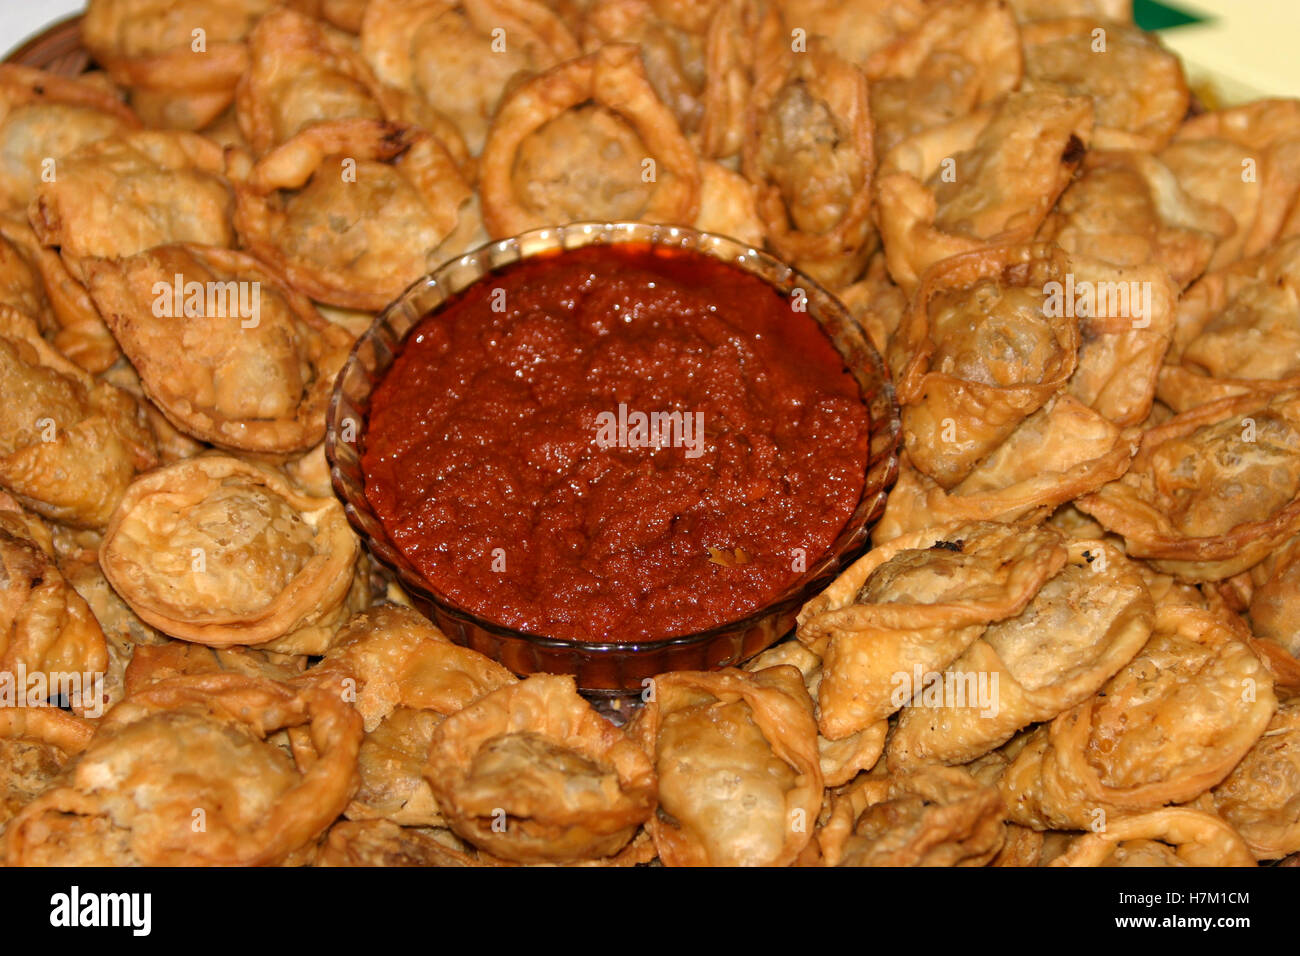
top-left (362, 243), bottom-right (871, 643)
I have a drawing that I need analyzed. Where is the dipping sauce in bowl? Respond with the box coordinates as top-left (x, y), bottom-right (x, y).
top-left (328, 222), bottom-right (900, 691)
top-left (362, 242), bottom-right (871, 644)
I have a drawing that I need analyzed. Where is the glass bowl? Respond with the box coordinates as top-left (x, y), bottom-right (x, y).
top-left (326, 221), bottom-right (900, 694)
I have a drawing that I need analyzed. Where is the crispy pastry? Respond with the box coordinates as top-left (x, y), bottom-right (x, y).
top-left (1209, 699), bottom-right (1300, 860)
top-left (0, 306), bottom-right (155, 528)
top-left (299, 604), bottom-right (516, 826)
top-left (84, 244), bottom-right (353, 455)
top-left (632, 667), bottom-right (822, 866)
top-left (1039, 149), bottom-right (1235, 290)
top-left (876, 91), bottom-right (1092, 291)
top-left (891, 243), bottom-right (1078, 489)
top-left (774, 0), bottom-right (926, 66)
top-left (361, 0), bottom-right (579, 155)
top-left (232, 119), bottom-right (481, 311)
top-left (1049, 808), bottom-right (1256, 867)
top-left (818, 765), bottom-right (1006, 867)
top-left (0, 707), bottom-right (95, 861)
top-left (99, 455), bottom-right (366, 652)
top-left (313, 819), bottom-right (476, 867)
top-left (82, 0), bottom-right (274, 129)
top-left (1158, 237), bottom-right (1300, 412)
top-left (1161, 100), bottom-right (1300, 271)
top-left (28, 130), bottom-right (234, 278)
top-left (1020, 18), bottom-right (1187, 151)
top-left (999, 606), bottom-right (1276, 830)
top-left (479, 43), bottom-right (699, 236)
top-left (0, 64), bottom-right (140, 211)
top-left (744, 640), bottom-right (886, 786)
top-left (1246, 535), bottom-right (1300, 658)
top-left (425, 673), bottom-right (656, 863)
top-left (693, 159), bottom-right (765, 246)
top-left (886, 538), bottom-right (1153, 768)
top-left (4, 673), bottom-right (362, 866)
top-left (1075, 391), bottom-right (1300, 581)
top-left (743, 37), bottom-right (874, 288)
top-left (798, 521), bottom-right (1068, 739)
top-left (865, 0), bottom-right (1022, 155)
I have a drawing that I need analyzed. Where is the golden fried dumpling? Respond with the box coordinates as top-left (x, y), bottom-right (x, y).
top-left (886, 538), bottom-right (1153, 768)
top-left (4, 673), bottom-right (362, 866)
top-left (1040, 149), bottom-right (1236, 290)
top-left (82, 0), bottom-right (275, 130)
top-left (0, 707), bottom-right (95, 860)
top-left (876, 90), bottom-right (1092, 291)
top-left (1208, 699), bottom-right (1300, 860)
top-left (0, 307), bottom-right (155, 528)
top-left (232, 119), bottom-right (481, 311)
top-left (1246, 535), bottom-right (1300, 658)
top-left (1161, 99), bottom-right (1300, 271)
top-left (865, 0), bottom-right (1022, 155)
top-left (774, 0), bottom-right (926, 66)
top-left (29, 130), bottom-right (233, 277)
top-left (313, 819), bottom-right (476, 867)
top-left (480, 43), bottom-right (699, 237)
top-left (0, 64), bottom-right (139, 212)
top-left (84, 244), bottom-right (353, 455)
top-left (99, 455), bottom-right (366, 652)
top-left (1021, 18), bottom-right (1187, 151)
top-left (744, 37), bottom-right (873, 289)
top-left (999, 606), bottom-right (1276, 830)
top-left (632, 667), bottom-right (821, 866)
top-left (1049, 808), bottom-right (1256, 867)
top-left (817, 765), bottom-right (1006, 867)
top-left (425, 673), bottom-right (656, 863)
top-left (361, 0), bottom-right (579, 155)
top-left (1159, 238), bottom-right (1300, 413)
top-left (122, 641), bottom-right (307, 696)
top-left (1076, 391), bottom-right (1300, 581)
top-left (891, 243), bottom-right (1078, 489)
top-left (875, 398), bottom-right (1138, 542)
top-left (300, 604), bottom-right (516, 826)
top-left (744, 639), bottom-right (886, 786)
top-left (0, 213), bottom-right (121, 374)
top-left (798, 521), bottom-right (1068, 739)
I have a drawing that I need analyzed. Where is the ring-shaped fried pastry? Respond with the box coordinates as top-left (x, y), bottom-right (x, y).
top-left (632, 666), bottom-right (821, 867)
top-left (232, 119), bottom-right (480, 311)
top-left (886, 538), bottom-right (1153, 768)
top-left (817, 765), bottom-right (1006, 867)
top-left (99, 455), bottom-right (365, 651)
top-left (999, 605), bottom-right (1276, 830)
top-left (1048, 808), bottom-right (1256, 867)
top-left (84, 244), bottom-right (354, 455)
top-left (1075, 391), bottom-right (1300, 581)
top-left (892, 243), bottom-right (1079, 489)
top-left (425, 673), bottom-right (656, 863)
top-left (3, 672), bottom-right (363, 866)
top-left (361, 0), bottom-right (579, 155)
top-left (797, 521), bottom-right (1069, 740)
top-left (479, 43), bottom-right (699, 236)
top-left (743, 37), bottom-right (874, 289)
top-left (876, 90), bottom-right (1092, 291)
top-left (0, 307), bottom-right (156, 529)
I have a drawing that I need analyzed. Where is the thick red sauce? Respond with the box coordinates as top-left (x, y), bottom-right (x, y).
top-left (363, 243), bottom-right (870, 643)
